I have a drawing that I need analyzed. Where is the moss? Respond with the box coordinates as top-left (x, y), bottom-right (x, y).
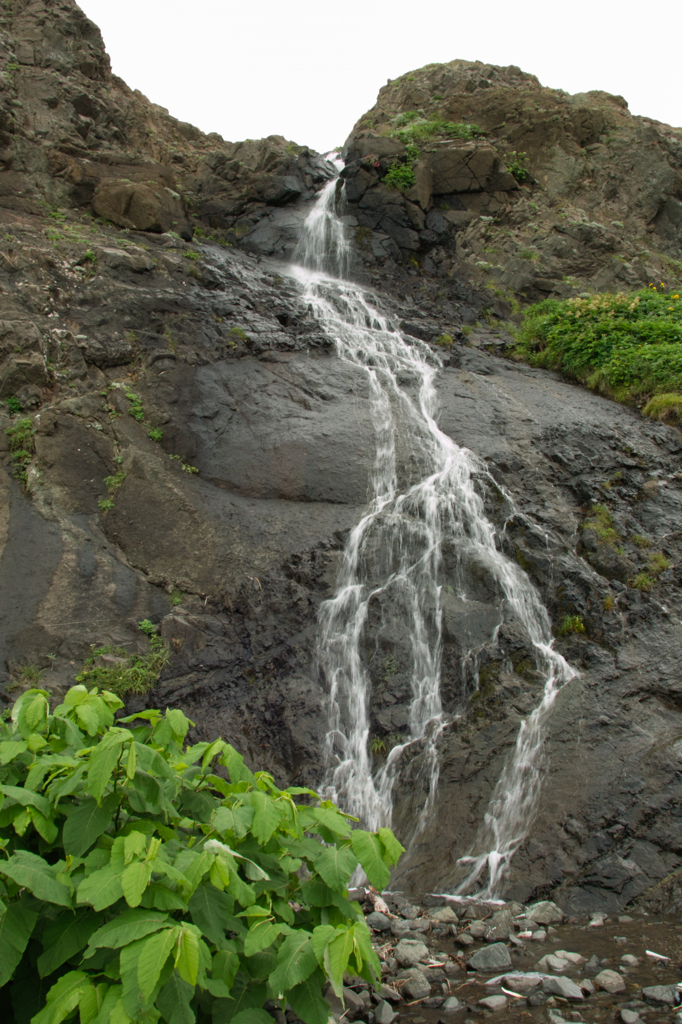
top-left (642, 393), bottom-right (682, 424)
top-left (583, 504), bottom-right (621, 547)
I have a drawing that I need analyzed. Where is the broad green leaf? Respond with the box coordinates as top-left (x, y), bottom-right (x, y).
top-left (19, 691), bottom-right (49, 737)
top-left (2, 850), bottom-right (72, 907)
top-left (243, 918), bottom-right (282, 956)
top-left (76, 702), bottom-right (101, 736)
top-left (125, 743), bottom-right (136, 780)
top-left (0, 900), bottom-right (37, 986)
top-left (123, 831), bottom-right (147, 864)
top-left (133, 742), bottom-right (175, 781)
top-left (0, 740), bottom-right (28, 764)
top-left (351, 830), bottom-right (390, 889)
top-left (230, 1012), bottom-right (274, 1024)
top-left (300, 878), bottom-right (335, 908)
top-left (120, 933), bottom-right (170, 1018)
top-left (212, 804), bottom-right (254, 840)
top-left (377, 827), bottom-right (405, 865)
top-left (140, 883), bottom-right (187, 912)
top-left (212, 978), bottom-right (267, 1024)
top-left (79, 982), bottom-right (109, 1024)
top-left (212, 948), bottom-right (239, 991)
top-left (87, 909), bottom-right (171, 951)
top-left (166, 709), bottom-right (192, 742)
top-left (63, 794), bottom-right (118, 857)
top-left (122, 861), bottom-right (153, 907)
top-left (0, 783), bottom-right (52, 816)
top-left (155, 972), bottom-right (195, 1024)
top-left (248, 791), bottom-right (282, 845)
top-left (87, 733), bottom-right (126, 803)
top-left (268, 931), bottom-right (317, 998)
top-left (351, 919), bottom-right (381, 982)
top-left (30, 806), bottom-right (59, 844)
top-left (76, 865), bottom-right (124, 911)
top-left (37, 909), bottom-right (104, 977)
top-left (135, 927), bottom-right (178, 1000)
top-left (32, 970), bottom-right (89, 1024)
top-left (313, 845), bottom-right (357, 891)
top-left (89, 983), bottom-right (123, 1024)
top-left (174, 926), bottom-right (199, 986)
top-left (287, 967), bottom-right (330, 1024)
top-left (188, 883), bottom-right (235, 944)
top-left (310, 924), bottom-right (337, 968)
top-left (324, 926), bottom-right (354, 998)
top-left (300, 805), bottom-right (352, 838)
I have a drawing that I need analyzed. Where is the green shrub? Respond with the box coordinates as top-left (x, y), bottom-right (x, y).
top-left (515, 289), bottom-right (682, 406)
top-left (388, 112), bottom-right (481, 145)
top-left (148, 428), bottom-right (163, 443)
top-left (556, 614), bottom-right (585, 636)
top-left (383, 163), bottom-right (416, 193)
top-left (582, 504), bottom-right (620, 547)
top-left (76, 629), bottom-right (168, 698)
top-left (505, 151), bottom-right (529, 183)
top-left (98, 498), bottom-right (115, 513)
top-left (6, 417), bottom-right (35, 483)
top-left (5, 395), bottom-right (21, 414)
top-left (0, 685), bottom-right (403, 1024)
top-left (125, 392), bottom-right (145, 422)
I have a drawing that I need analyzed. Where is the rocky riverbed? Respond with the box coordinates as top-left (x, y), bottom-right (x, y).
top-left (335, 893), bottom-right (682, 1024)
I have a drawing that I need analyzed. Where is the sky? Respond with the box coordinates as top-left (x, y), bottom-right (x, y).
top-left (78, 0), bottom-right (682, 154)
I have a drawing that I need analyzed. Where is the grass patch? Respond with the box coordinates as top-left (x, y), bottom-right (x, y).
top-left (515, 288), bottom-right (682, 408)
top-left (642, 393), bottom-right (682, 424)
top-left (388, 111), bottom-right (481, 145)
top-left (76, 625), bottom-right (168, 697)
top-left (583, 503), bottom-right (620, 546)
top-left (556, 614), bottom-right (585, 636)
top-left (6, 417), bottom-right (35, 484)
top-left (383, 162), bottom-right (416, 193)
top-left (630, 571), bottom-right (654, 592)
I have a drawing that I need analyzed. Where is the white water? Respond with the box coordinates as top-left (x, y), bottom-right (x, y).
top-left (289, 174), bottom-right (577, 893)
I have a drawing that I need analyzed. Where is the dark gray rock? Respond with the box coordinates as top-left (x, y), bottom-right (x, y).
top-left (468, 943), bottom-right (512, 971)
top-left (366, 911), bottom-right (391, 932)
top-left (642, 986), bottom-right (677, 1006)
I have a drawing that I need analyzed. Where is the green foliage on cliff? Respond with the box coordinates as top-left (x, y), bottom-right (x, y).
top-left (0, 685), bottom-right (404, 1024)
top-left (383, 163), bottom-right (416, 193)
top-left (388, 111), bottom-right (481, 145)
top-left (516, 287), bottom-right (682, 413)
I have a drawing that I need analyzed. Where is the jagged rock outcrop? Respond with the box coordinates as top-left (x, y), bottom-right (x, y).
top-left (338, 60), bottom-right (682, 306)
top-left (3, 1), bottom-right (682, 914)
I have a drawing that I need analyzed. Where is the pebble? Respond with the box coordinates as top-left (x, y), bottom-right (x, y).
top-left (548, 1011), bottom-right (566, 1024)
top-left (442, 997), bottom-right (461, 1012)
top-left (531, 929), bottom-right (547, 941)
top-left (499, 973), bottom-right (543, 993)
top-left (401, 904), bottom-right (420, 920)
top-left (367, 912), bottom-right (392, 932)
top-left (397, 968), bottom-right (431, 1000)
top-left (589, 913), bottom-right (607, 928)
top-left (621, 1011), bottom-right (642, 1024)
top-left (618, 916), bottom-right (634, 923)
top-left (614, 936), bottom-right (628, 944)
top-left (595, 969), bottom-right (626, 994)
top-left (455, 932), bottom-right (474, 947)
top-left (579, 979), bottom-right (595, 995)
top-left (468, 920), bottom-right (487, 939)
top-left (390, 920), bottom-right (412, 937)
top-left (537, 954), bottom-right (570, 972)
top-left (429, 906), bottom-right (458, 925)
top-left (555, 951), bottom-right (585, 964)
top-left (478, 995), bottom-right (507, 1011)
top-left (379, 985), bottom-right (400, 1002)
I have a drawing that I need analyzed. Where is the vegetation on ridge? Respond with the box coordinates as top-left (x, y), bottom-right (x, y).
top-left (515, 286), bottom-right (682, 418)
top-left (0, 684), bottom-right (404, 1024)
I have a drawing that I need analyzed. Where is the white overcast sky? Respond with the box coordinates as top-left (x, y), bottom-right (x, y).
top-left (78, 0), bottom-right (681, 154)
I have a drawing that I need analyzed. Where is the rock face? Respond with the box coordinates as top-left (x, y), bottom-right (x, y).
top-left (3, 1), bottom-right (682, 917)
top-left (337, 59), bottom-right (682, 307)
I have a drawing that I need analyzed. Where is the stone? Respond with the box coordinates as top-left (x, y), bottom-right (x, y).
top-left (374, 1000), bottom-right (398, 1024)
top-left (589, 914), bottom-right (607, 928)
top-left (468, 943), bottom-right (512, 971)
top-left (468, 920), bottom-right (487, 938)
top-left (442, 997), bottom-right (462, 1012)
top-left (548, 1013), bottom-right (566, 1024)
top-left (595, 970), bottom-right (626, 994)
top-left (379, 985), bottom-right (400, 1003)
top-left (537, 955), bottom-right (570, 973)
top-left (390, 919), bottom-right (412, 937)
top-left (409, 918), bottom-right (431, 933)
top-left (92, 180), bottom-right (193, 239)
top-left (478, 995), bottom-right (507, 1011)
top-left (485, 909), bottom-right (513, 942)
top-left (400, 904), bottom-right (421, 920)
top-left (621, 955), bottom-right (639, 967)
top-left (454, 932), bottom-right (474, 947)
top-left (397, 968), bottom-right (431, 1000)
top-left (579, 980), bottom-right (595, 995)
top-left (621, 1011), bottom-right (642, 1024)
top-left (555, 951), bottom-right (585, 965)
top-left (367, 912), bottom-right (391, 932)
top-left (642, 986), bottom-right (677, 1006)
top-left (542, 977), bottom-right (585, 1001)
top-left (394, 939), bottom-right (429, 967)
top-left (531, 929), bottom-right (547, 941)
top-left (499, 974), bottom-right (542, 993)
top-left (429, 906), bottom-right (458, 924)
top-left (526, 901), bottom-right (564, 925)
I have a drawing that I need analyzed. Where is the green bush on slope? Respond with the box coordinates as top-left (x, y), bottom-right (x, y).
top-left (515, 287), bottom-right (682, 416)
top-left (0, 685), bottom-right (404, 1024)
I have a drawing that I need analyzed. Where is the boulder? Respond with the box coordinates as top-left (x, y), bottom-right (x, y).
top-left (0, 353), bottom-right (47, 398)
top-left (642, 985), bottom-right (677, 1006)
top-left (394, 938), bottom-right (429, 966)
top-left (537, 955), bottom-right (570, 973)
top-left (499, 974), bottom-right (542, 993)
top-left (468, 943), bottom-right (512, 971)
top-left (374, 1000), bottom-right (398, 1024)
top-left (442, 996), bottom-right (462, 1012)
top-left (478, 995), bottom-right (507, 1011)
top-left (92, 180), bottom-right (193, 239)
top-left (426, 144), bottom-right (498, 194)
top-left (595, 970), bottom-right (626, 994)
top-left (485, 909), bottom-right (514, 942)
top-left (366, 911), bottom-right (391, 931)
top-left (429, 906), bottom-right (458, 924)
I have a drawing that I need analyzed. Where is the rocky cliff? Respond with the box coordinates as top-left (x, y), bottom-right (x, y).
top-left (2, 0), bottom-right (682, 914)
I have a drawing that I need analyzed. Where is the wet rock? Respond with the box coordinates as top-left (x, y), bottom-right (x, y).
top-left (537, 955), bottom-right (570, 973)
top-left (526, 901), bottom-right (564, 925)
top-left (555, 951), bottom-right (585, 965)
top-left (584, 956), bottom-right (601, 975)
top-left (397, 968), bottom-right (431, 1000)
top-left (531, 929), bottom-right (547, 942)
top-left (621, 1011), bottom-right (643, 1024)
top-left (621, 955), bottom-right (639, 967)
top-left (394, 938), bottom-right (429, 967)
top-left (542, 977), bottom-right (585, 1001)
top-left (499, 974), bottom-right (542, 993)
top-left (367, 912), bottom-right (392, 931)
top-left (455, 932), bottom-right (474, 948)
top-left (468, 921), bottom-right (487, 939)
top-left (595, 970), bottom-right (626, 994)
top-left (484, 909), bottom-right (513, 942)
top-left (468, 943), bottom-right (512, 971)
top-left (478, 995), bottom-right (507, 1011)
top-left (379, 985), bottom-right (400, 1002)
top-left (401, 904), bottom-right (421, 920)
top-left (429, 906), bottom-right (459, 924)
top-left (391, 920), bottom-right (412, 938)
top-left (579, 980), bottom-right (595, 996)
top-left (642, 985), bottom-right (678, 1006)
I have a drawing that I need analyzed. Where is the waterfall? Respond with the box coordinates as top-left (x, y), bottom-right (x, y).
top-left (288, 173), bottom-right (577, 893)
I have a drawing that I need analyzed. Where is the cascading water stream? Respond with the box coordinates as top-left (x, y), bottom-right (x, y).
top-left (288, 172), bottom-right (577, 893)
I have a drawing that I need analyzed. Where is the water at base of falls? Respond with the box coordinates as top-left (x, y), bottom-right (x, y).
top-left (288, 173), bottom-right (577, 894)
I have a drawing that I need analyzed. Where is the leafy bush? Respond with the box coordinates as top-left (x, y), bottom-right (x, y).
top-left (556, 614), bottom-right (585, 636)
top-left (6, 395), bottom-right (21, 414)
top-left (505, 151), bottom-right (528, 183)
top-left (0, 686), bottom-right (403, 1024)
top-left (76, 631), bottom-right (168, 697)
top-left (515, 289), bottom-right (682, 406)
top-left (383, 163), bottom-right (416, 193)
top-left (6, 417), bottom-right (35, 484)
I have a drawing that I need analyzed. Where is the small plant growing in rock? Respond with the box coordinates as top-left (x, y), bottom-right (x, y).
top-left (383, 162), bottom-right (416, 193)
top-left (630, 571), bottom-right (654, 592)
top-left (104, 470), bottom-right (126, 493)
top-left (6, 416), bottom-right (35, 483)
top-left (182, 463), bottom-right (199, 474)
top-left (371, 736), bottom-right (387, 756)
top-left (124, 391), bottom-right (145, 421)
top-left (229, 326), bottom-right (248, 341)
top-left (148, 427), bottom-right (163, 442)
top-left (435, 333), bottom-right (454, 347)
top-left (506, 151), bottom-right (529, 183)
top-left (557, 614), bottom-right (586, 636)
top-left (604, 594), bottom-right (615, 611)
top-left (582, 504), bottom-right (620, 547)
top-left (5, 394), bottom-right (21, 414)
top-left (170, 589), bottom-right (184, 606)
top-left (98, 498), bottom-right (114, 512)
top-left (183, 249), bottom-right (202, 261)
